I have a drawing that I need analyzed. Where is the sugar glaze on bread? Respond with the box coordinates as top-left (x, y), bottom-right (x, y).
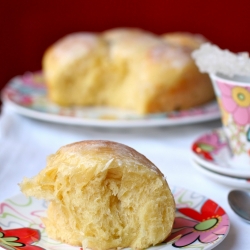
top-left (20, 140), bottom-right (175, 250)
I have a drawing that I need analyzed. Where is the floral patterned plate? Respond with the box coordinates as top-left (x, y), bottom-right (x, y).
top-left (191, 127), bottom-right (250, 178)
top-left (192, 159), bottom-right (250, 188)
top-left (0, 186), bottom-right (229, 250)
top-left (1, 72), bottom-right (220, 128)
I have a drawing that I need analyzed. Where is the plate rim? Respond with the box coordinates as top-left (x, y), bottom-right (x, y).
top-left (0, 185), bottom-right (230, 250)
top-left (192, 159), bottom-right (250, 188)
top-left (1, 72), bottom-right (221, 128)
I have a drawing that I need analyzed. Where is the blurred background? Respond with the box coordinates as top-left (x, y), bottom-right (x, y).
top-left (1, 0), bottom-right (250, 92)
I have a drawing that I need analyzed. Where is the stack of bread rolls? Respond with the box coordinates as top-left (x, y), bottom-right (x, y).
top-left (42, 28), bottom-right (214, 114)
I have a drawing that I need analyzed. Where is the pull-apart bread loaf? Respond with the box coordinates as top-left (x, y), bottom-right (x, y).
top-left (20, 140), bottom-right (175, 250)
top-left (42, 28), bottom-right (214, 114)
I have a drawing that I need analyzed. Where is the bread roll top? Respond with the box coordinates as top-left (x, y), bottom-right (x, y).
top-left (21, 140), bottom-right (166, 200)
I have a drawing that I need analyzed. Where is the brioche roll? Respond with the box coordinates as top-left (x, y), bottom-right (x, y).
top-left (161, 32), bottom-right (207, 50)
top-left (42, 28), bottom-right (215, 114)
top-left (20, 140), bottom-right (175, 250)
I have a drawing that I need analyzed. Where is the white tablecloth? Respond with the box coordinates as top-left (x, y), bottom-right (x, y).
top-left (0, 104), bottom-right (249, 249)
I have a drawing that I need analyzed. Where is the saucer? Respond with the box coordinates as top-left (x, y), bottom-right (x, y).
top-left (191, 159), bottom-right (250, 189)
top-left (191, 127), bottom-right (250, 178)
top-left (0, 186), bottom-right (230, 250)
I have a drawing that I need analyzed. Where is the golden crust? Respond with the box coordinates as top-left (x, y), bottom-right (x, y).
top-left (20, 140), bottom-right (176, 250)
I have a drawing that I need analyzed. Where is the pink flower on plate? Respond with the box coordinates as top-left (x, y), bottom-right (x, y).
top-left (197, 130), bottom-right (227, 154)
top-left (165, 199), bottom-right (229, 248)
top-left (217, 81), bottom-right (250, 126)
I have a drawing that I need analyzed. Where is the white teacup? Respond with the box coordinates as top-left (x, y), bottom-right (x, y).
top-left (209, 73), bottom-right (250, 166)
